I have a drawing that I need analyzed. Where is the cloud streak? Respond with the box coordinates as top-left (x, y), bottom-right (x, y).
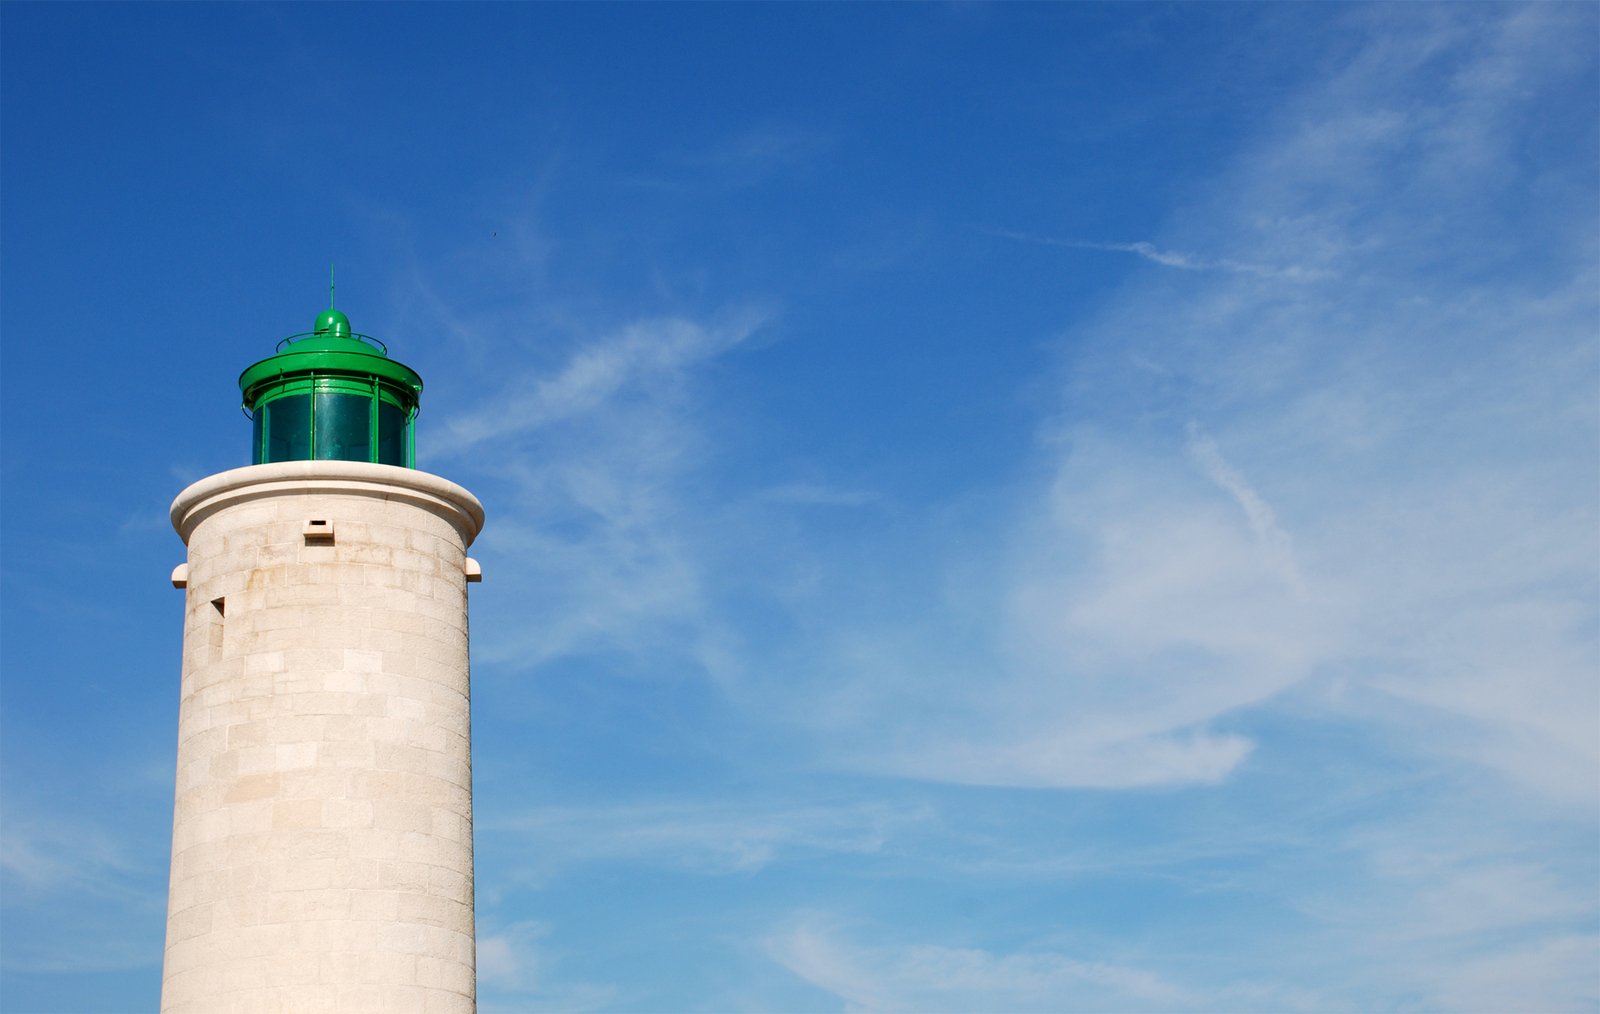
top-left (481, 798), bottom-right (933, 882)
top-left (765, 916), bottom-right (1301, 1013)
top-left (987, 228), bottom-right (1334, 282)
top-left (432, 308), bottom-right (768, 459)
top-left (1186, 424), bottom-right (1305, 595)
top-left (427, 305), bottom-right (774, 682)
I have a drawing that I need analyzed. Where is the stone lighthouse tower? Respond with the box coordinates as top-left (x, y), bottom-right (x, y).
top-left (161, 295), bottom-right (484, 1012)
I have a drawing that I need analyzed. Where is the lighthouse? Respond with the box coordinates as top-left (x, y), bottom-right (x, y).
top-left (161, 295), bottom-right (484, 1012)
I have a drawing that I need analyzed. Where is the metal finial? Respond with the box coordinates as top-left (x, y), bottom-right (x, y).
top-left (330, 263), bottom-right (337, 309)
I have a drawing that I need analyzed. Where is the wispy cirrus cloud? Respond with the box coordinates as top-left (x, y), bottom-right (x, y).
top-left (1281, 798), bottom-right (1600, 1012)
top-left (0, 815), bottom-right (138, 898)
top-left (756, 781), bottom-right (1598, 1011)
top-left (686, 124), bottom-right (833, 175)
top-left (795, 3), bottom-right (1597, 806)
top-left (418, 9), bottom-right (1594, 1006)
top-left (752, 481), bottom-right (881, 508)
top-left (476, 919), bottom-right (619, 1014)
top-left (432, 307), bottom-right (768, 459)
top-left (0, 809), bottom-right (165, 973)
top-left (426, 306), bottom-right (772, 679)
top-left (481, 798), bottom-right (933, 882)
top-left (1186, 423), bottom-right (1304, 595)
top-left (764, 915), bottom-right (1304, 1013)
top-left (623, 123), bottom-right (834, 192)
top-left (839, 426), bottom-right (1319, 789)
top-left (986, 228), bottom-right (1334, 282)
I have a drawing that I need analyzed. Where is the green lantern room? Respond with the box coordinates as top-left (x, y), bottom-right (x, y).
top-left (239, 300), bottom-right (423, 468)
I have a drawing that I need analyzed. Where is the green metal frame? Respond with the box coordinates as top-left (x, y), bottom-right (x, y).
top-left (248, 378), bottom-right (418, 467)
top-left (240, 310), bottom-right (424, 468)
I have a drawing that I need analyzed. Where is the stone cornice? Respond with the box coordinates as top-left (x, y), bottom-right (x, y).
top-left (171, 461), bottom-right (485, 547)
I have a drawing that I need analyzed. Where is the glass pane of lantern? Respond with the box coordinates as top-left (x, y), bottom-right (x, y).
top-left (377, 400), bottom-right (407, 466)
top-left (266, 395), bottom-right (311, 462)
top-left (315, 391), bottom-right (372, 462)
top-left (251, 408), bottom-right (265, 464)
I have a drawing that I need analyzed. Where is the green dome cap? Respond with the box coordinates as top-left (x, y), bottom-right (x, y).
top-left (314, 308), bottom-right (352, 337)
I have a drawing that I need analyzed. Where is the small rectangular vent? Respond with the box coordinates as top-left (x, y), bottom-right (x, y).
top-left (303, 519), bottom-right (335, 542)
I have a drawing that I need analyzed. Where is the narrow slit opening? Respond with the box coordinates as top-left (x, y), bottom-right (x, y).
top-left (208, 597), bottom-right (225, 661)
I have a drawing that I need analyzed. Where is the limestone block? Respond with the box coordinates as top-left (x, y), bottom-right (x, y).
top-left (330, 858), bottom-right (381, 890)
top-left (351, 890), bottom-right (401, 922)
top-left (274, 741), bottom-right (318, 769)
top-left (270, 797), bottom-right (323, 830)
top-left (425, 988), bottom-right (476, 1014)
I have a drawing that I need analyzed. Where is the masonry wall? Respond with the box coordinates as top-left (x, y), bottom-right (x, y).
top-left (162, 462), bottom-right (484, 1014)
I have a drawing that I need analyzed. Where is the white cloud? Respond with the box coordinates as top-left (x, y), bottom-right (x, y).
top-left (881, 729), bottom-right (1256, 791)
top-left (788, 2), bottom-right (1598, 803)
top-left (1186, 424), bottom-right (1304, 594)
top-left (432, 308), bottom-right (767, 459)
top-left (765, 916), bottom-right (1297, 1014)
top-left (0, 814), bottom-right (139, 898)
top-left (987, 229), bottom-right (1332, 281)
top-left (1416, 933), bottom-right (1600, 1014)
top-left (0, 811), bottom-right (165, 973)
top-left (689, 124), bottom-right (832, 174)
top-left (415, 3), bottom-right (1600, 819)
top-left (1271, 803), bottom-right (1600, 1012)
top-left (817, 427), bottom-right (1327, 789)
top-left (432, 307), bottom-right (772, 682)
top-left (482, 799), bottom-right (933, 883)
top-left (476, 919), bottom-right (619, 1013)
top-left (753, 482), bottom-right (881, 508)
top-left (476, 920), bottom-right (548, 993)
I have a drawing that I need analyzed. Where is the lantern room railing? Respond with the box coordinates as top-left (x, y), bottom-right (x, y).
top-left (274, 330), bottom-right (391, 355)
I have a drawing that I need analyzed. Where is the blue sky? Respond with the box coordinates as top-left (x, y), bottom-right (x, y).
top-left (2, 4), bottom-right (1596, 1012)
